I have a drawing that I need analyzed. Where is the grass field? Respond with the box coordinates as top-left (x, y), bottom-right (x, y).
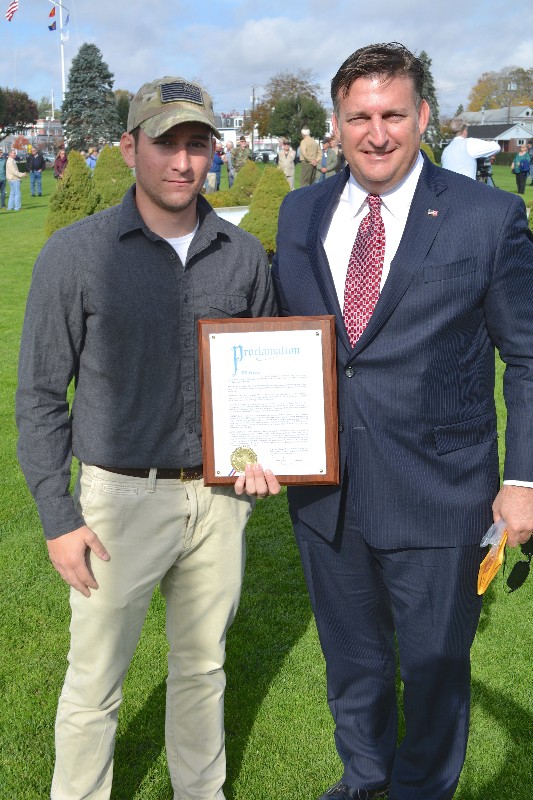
top-left (0, 166), bottom-right (532, 799)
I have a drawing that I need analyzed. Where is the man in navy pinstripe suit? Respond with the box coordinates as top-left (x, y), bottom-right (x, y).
top-left (271, 43), bottom-right (533, 800)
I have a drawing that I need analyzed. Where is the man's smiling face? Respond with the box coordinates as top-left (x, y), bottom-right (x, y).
top-left (332, 73), bottom-right (429, 194)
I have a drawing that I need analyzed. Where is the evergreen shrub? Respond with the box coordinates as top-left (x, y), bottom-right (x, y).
top-left (420, 141), bottom-right (436, 164)
top-left (238, 166), bottom-right (289, 257)
top-left (493, 152), bottom-right (515, 167)
top-left (92, 145), bottom-right (134, 212)
top-left (207, 160), bottom-right (261, 207)
top-left (45, 151), bottom-right (96, 238)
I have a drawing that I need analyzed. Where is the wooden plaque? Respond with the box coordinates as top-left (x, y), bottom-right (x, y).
top-left (199, 315), bottom-right (339, 486)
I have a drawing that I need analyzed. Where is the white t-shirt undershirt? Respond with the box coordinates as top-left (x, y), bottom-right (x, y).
top-left (165, 219), bottom-right (199, 263)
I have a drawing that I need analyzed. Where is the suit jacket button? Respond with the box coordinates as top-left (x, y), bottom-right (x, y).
top-left (345, 367), bottom-right (355, 377)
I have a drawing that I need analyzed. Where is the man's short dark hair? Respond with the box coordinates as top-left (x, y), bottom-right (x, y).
top-left (331, 42), bottom-right (425, 115)
top-left (131, 126), bottom-right (141, 151)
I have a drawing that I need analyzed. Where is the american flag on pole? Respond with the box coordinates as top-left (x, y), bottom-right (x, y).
top-left (5, 0), bottom-right (18, 21)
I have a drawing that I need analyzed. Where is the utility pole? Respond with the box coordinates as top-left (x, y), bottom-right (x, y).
top-left (507, 82), bottom-right (516, 125)
top-left (250, 85), bottom-right (257, 155)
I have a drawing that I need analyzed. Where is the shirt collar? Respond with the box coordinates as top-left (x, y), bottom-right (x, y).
top-left (341, 151), bottom-right (424, 221)
top-left (117, 185), bottom-right (229, 243)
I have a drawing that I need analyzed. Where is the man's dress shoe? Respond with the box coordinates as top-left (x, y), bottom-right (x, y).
top-left (318, 781), bottom-right (390, 800)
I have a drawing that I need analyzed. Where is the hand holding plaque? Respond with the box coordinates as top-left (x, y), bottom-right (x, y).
top-left (234, 462), bottom-right (281, 498)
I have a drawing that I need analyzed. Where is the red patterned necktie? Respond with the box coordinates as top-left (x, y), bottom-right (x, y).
top-left (343, 194), bottom-right (386, 347)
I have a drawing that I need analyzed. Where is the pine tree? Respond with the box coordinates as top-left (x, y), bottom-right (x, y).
top-left (61, 43), bottom-right (122, 151)
top-left (92, 145), bottom-right (134, 212)
top-left (419, 50), bottom-right (441, 146)
top-left (45, 150), bottom-right (96, 237)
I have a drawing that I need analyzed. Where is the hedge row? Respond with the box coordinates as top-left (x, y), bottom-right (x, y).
top-left (239, 167), bottom-right (290, 257)
top-left (45, 147), bottom-right (134, 237)
top-left (206, 160), bottom-right (262, 207)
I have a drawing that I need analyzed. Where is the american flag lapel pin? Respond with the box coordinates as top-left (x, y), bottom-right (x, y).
top-left (427, 209), bottom-right (438, 217)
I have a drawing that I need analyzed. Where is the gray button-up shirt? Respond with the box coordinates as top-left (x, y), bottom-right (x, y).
top-left (16, 187), bottom-right (277, 539)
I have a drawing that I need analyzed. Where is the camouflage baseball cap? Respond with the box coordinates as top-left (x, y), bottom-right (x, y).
top-left (127, 77), bottom-right (220, 138)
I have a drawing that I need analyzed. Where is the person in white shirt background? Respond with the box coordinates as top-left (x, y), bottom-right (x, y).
top-left (441, 118), bottom-right (500, 180)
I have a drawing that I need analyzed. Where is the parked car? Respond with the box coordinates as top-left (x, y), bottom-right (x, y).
top-left (254, 149), bottom-right (278, 163)
top-left (43, 154), bottom-right (56, 163)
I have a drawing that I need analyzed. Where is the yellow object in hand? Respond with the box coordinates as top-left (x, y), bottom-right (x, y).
top-left (477, 530), bottom-right (507, 595)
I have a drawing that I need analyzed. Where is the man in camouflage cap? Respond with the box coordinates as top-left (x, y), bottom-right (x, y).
top-left (126, 76), bottom-right (221, 139)
top-left (17, 75), bottom-right (280, 800)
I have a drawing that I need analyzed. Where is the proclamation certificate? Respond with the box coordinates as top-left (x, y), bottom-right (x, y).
top-left (199, 316), bottom-right (338, 485)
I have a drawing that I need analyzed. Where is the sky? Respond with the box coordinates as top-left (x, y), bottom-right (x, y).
top-left (2, 0), bottom-right (532, 120)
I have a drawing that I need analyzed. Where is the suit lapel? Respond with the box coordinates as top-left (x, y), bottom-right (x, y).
top-left (348, 158), bottom-right (450, 358)
top-left (305, 168), bottom-right (352, 352)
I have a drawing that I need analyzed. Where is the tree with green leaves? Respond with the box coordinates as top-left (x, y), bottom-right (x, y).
top-left (114, 89), bottom-right (133, 133)
top-left (419, 51), bottom-right (441, 146)
top-left (37, 96), bottom-right (52, 118)
top-left (61, 43), bottom-right (122, 151)
top-left (245, 69), bottom-right (322, 139)
top-left (37, 96), bottom-right (61, 120)
top-left (467, 66), bottom-right (533, 110)
top-left (269, 95), bottom-right (327, 150)
top-left (0, 87), bottom-right (38, 138)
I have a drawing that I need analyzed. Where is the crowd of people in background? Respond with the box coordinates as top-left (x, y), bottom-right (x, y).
top-left (201, 129), bottom-right (346, 194)
top-left (1, 128), bottom-right (531, 206)
top-left (0, 143), bottom-right (70, 209)
top-left (0, 142), bottom-right (103, 209)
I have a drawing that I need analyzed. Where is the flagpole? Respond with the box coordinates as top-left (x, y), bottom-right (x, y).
top-left (59, 2), bottom-right (65, 99)
top-left (48, 0), bottom-right (69, 101)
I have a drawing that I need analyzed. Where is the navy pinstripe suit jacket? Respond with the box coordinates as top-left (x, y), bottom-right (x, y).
top-left (271, 155), bottom-right (533, 548)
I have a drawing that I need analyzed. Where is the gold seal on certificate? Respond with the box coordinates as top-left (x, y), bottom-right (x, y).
top-left (230, 446), bottom-right (258, 472)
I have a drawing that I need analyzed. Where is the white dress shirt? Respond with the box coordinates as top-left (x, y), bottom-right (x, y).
top-left (324, 153), bottom-right (424, 305)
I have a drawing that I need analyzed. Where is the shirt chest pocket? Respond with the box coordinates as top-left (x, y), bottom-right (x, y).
top-left (197, 292), bottom-right (250, 319)
top-left (423, 257), bottom-right (478, 283)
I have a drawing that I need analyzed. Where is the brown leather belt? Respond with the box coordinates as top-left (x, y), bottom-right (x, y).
top-left (95, 465), bottom-right (203, 481)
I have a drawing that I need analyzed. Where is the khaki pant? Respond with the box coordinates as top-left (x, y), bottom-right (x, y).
top-left (299, 161), bottom-right (316, 187)
top-left (51, 464), bottom-right (254, 800)
top-left (204, 173), bottom-right (217, 194)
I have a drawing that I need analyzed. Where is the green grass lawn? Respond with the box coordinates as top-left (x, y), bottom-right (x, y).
top-left (1, 167), bottom-right (532, 799)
